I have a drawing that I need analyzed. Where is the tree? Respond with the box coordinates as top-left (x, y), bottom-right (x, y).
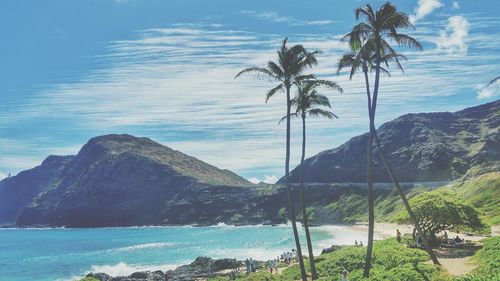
top-left (338, 2), bottom-right (431, 277)
top-left (284, 79), bottom-right (342, 279)
top-left (337, 34), bottom-right (440, 268)
top-left (235, 38), bottom-right (320, 281)
top-left (394, 190), bottom-right (484, 243)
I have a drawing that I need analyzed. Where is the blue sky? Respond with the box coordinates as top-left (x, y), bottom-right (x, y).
top-left (1, 0), bottom-right (499, 183)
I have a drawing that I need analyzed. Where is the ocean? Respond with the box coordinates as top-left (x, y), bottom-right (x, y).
top-left (0, 224), bottom-right (371, 281)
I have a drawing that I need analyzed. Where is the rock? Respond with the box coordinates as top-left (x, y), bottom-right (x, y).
top-left (86, 257), bottom-right (243, 281)
top-left (129, 272), bottom-right (148, 279)
top-left (165, 257), bottom-right (242, 280)
top-left (321, 245), bottom-right (343, 254)
top-left (212, 258), bottom-right (240, 271)
top-left (86, 272), bottom-right (112, 281)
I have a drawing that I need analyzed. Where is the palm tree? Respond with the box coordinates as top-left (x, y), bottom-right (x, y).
top-left (338, 2), bottom-right (441, 277)
top-left (235, 38), bottom-right (320, 281)
top-left (282, 79), bottom-right (342, 279)
top-left (338, 44), bottom-right (441, 268)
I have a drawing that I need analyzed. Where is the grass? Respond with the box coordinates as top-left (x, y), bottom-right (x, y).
top-left (443, 172), bottom-right (500, 225)
top-left (323, 172), bottom-right (500, 227)
top-left (209, 237), bottom-right (449, 281)
top-left (79, 278), bottom-right (99, 281)
top-left (453, 236), bottom-right (500, 281)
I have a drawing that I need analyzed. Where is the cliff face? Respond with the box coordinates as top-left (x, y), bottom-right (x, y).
top-left (0, 134), bottom-right (394, 227)
top-left (0, 155), bottom-right (74, 224)
top-left (283, 100), bottom-right (500, 183)
top-left (2, 134), bottom-right (264, 227)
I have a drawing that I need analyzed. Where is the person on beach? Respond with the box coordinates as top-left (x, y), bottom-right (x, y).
top-left (454, 236), bottom-right (463, 244)
top-left (249, 258), bottom-right (255, 273)
top-left (415, 233), bottom-right (422, 247)
top-left (396, 229), bottom-right (402, 243)
top-left (245, 259), bottom-right (250, 274)
top-left (342, 269), bottom-right (349, 281)
top-left (359, 241), bottom-right (363, 246)
top-left (355, 240), bottom-right (358, 246)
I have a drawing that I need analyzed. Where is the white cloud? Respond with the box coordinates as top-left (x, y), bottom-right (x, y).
top-left (3, 17), bottom-right (499, 179)
top-left (410, 0), bottom-right (444, 24)
top-left (0, 172), bottom-right (6, 180)
top-left (452, 1), bottom-right (460, 9)
top-left (436, 15), bottom-right (469, 54)
top-left (475, 81), bottom-right (500, 99)
top-left (247, 175), bottom-right (278, 184)
top-left (247, 177), bottom-right (261, 184)
top-left (263, 175), bottom-right (278, 184)
top-left (241, 11), bottom-right (334, 26)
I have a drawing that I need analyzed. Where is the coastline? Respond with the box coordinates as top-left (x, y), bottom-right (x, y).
top-left (78, 223), bottom-right (404, 280)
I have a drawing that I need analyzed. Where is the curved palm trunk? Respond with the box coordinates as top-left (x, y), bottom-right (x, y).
top-left (363, 60), bottom-right (378, 278)
top-left (285, 85), bottom-right (308, 281)
top-left (363, 125), bottom-right (375, 278)
top-left (372, 131), bottom-right (440, 265)
top-left (298, 114), bottom-right (318, 279)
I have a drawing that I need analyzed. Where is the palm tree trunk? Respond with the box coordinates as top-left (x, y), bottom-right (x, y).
top-left (372, 130), bottom-right (440, 265)
top-left (299, 114), bottom-right (318, 279)
top-left (285, 85), bottom-right (308, 281)
top-left (363, 57), bottom-right (380, 277)
top-left (363, 124), bottom-right (375, 278)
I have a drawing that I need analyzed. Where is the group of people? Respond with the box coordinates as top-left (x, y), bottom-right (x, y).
top-left (354, 240), bottom-right (364, 246)
top-left (266, 258), bottom-right (279, 274)
top-left (280, 249), bottom-right (296, 264)
top-left (244, 258), bottom-right (256, 274)
top-left (245, 249), bottom-right (296, 275)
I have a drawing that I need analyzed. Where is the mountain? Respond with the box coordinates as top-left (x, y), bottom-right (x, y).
top-left (0, 155), bottom-right (74, 224)
top-left (2, 101), bottom-right (498, 228)
top-left (2, 134), bottom-right (279, 227)
top-left (283, 100), bottom-right (500, 183)
top-left (0, 133), bottom-right (396, 227)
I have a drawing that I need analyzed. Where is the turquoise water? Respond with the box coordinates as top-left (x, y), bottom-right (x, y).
top-left (0, 224), bottom-right (369, 281)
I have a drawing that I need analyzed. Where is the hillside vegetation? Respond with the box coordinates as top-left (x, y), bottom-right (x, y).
top-left (302, 172), bottom-right (500, 228)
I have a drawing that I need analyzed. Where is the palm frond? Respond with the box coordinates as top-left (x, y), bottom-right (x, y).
top-left (388, 33), bottom-right (422, 50)
top-left (307, 108), bottom-right (338, 119)
top-left (309, 93), bottom-right (332, 108)
top-left (234, 67), bottom-right (280, 81)
top-left (278, 112), bottom-right (299, 125)
top-left (267, 61), bottom-right (285, 79)
top-left (265, 84), bottom-right (285, 103)
top-left (312, 80), bottom-right (344, 94)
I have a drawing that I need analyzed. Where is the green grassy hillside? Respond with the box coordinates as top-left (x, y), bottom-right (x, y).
top-left (443, 172), bottom-right (500, 225)
top-left (304, 172), bottom-right (499, 227)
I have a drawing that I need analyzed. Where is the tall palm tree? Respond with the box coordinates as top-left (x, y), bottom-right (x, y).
top-left (235, 38), bottom-right (320, 281)
top-left (282, 79), bottom-right (342, 279)
top-left (338, 43), bottom-right (440, 268)
top-left (338, 2), bottom-right (438, 277)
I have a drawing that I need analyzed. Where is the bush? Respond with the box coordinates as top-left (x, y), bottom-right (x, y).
top-left (454, 237), bottom-right (500, 281)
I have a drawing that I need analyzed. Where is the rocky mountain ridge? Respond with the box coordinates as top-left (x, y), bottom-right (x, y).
top-left (283, 100), bottom-right (500, 183)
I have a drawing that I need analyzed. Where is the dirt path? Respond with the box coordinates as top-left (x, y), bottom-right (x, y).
top-left (439, 257), bottom-right (476, 276)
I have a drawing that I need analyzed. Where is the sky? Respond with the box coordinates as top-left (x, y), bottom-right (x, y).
top-left (0, 0), bottom-right (499, 183)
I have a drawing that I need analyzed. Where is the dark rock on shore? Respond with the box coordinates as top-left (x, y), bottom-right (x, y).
top-left (86, 257), bottom-right (241, 281)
